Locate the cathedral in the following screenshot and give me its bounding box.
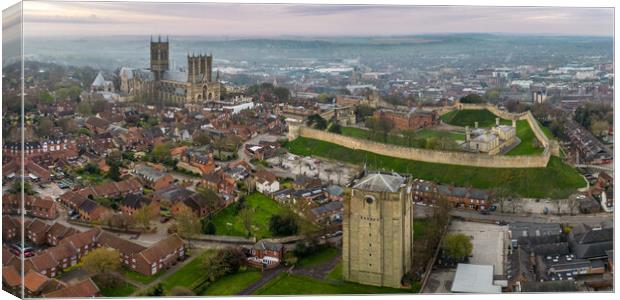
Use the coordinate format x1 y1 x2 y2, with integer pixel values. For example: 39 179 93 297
119 36 222 103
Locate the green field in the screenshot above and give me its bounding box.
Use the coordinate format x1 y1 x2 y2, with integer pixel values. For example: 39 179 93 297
325 262 343 281
98 281 137 297
160 250 215 293
441 109 507 127
341 127 464 149
412 219 430 238
210 192 315 239
254 273 410 295
506 119 545 156
200 270 262 296
123 267 165 285
297 247 339 267
286 137 585 198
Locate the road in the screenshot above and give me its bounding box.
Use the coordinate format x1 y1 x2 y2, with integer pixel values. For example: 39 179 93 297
448 208 612 226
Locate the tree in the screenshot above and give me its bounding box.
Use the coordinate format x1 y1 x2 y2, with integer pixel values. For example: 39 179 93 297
37 116 54 137
239 207 253 236
194 132 211 146
151 143 171 163
107 163 121 181
197 187 220 217
566 195 580 216
202 220 216 235
82 247 121 288
328 122 342 134
273 86 290 101
590 120 609 137
134 206 155 229
355 105 376 123
92 99 107 113
376 115 395 142
76 101 92 116
306 114 327 130
169 286 194 296
459 93 485 104
39 91 54 104
269 213 298 236
146 284 164 296
175 206 201 248
442 233 473 261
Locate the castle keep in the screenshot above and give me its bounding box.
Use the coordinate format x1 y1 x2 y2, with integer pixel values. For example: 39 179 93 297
120 36 222 103
343 172 413 288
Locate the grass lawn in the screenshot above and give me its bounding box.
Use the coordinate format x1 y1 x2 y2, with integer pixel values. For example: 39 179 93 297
325 262 342 281
286 137 585 198
412 218 430 239
440 109 505 127
200 270 262 296
254 273 410 295
123 267 165 285
97 280 137 297
340 127 463 149
506 120 545 156
210 192 315 239
297 247 339 267
160 250 215 293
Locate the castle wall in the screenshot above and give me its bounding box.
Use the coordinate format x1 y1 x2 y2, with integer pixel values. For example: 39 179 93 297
292 125 550 168
438 102 559 156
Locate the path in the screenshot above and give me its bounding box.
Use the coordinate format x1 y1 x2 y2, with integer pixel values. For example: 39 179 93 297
130 249 206 296
291 255 341 280
237 267 285 295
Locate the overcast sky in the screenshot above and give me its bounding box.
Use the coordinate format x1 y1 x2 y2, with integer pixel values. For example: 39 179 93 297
20 1 614 37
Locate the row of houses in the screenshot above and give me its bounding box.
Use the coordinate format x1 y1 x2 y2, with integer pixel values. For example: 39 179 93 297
506 221 613 292
2 194 59 220
3 217 186 278
411 179 492 210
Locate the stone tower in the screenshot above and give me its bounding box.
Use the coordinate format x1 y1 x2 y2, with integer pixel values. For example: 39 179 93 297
187 53 213 84
343 172 413 288
150 36 169 81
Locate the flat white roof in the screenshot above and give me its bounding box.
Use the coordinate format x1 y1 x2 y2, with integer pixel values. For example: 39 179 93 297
451 264 502 294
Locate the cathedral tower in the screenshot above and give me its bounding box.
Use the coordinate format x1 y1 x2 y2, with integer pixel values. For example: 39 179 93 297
343 172 413 288
150 35 169 81
187 53 213 84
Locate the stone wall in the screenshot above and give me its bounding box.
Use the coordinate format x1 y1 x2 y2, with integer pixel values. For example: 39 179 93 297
293 125 550 168
438 103 559 156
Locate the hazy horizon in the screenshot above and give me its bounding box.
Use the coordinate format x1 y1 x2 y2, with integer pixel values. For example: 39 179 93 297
18 2 614 37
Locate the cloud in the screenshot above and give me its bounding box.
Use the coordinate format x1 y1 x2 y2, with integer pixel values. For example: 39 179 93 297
21 2 614 37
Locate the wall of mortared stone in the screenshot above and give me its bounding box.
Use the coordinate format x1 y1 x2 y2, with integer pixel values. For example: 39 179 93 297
294 125 550 168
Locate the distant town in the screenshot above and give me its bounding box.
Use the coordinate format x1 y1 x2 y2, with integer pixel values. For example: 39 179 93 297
1 29 614 298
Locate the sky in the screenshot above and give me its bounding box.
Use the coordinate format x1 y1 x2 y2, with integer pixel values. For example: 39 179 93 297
16 1 616 38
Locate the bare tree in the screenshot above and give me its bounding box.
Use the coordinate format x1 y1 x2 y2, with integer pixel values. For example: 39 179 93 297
566 195 580 215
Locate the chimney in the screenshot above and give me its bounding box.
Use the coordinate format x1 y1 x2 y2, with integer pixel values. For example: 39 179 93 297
496 117 500 126
474 121 478 129
512 119 516 128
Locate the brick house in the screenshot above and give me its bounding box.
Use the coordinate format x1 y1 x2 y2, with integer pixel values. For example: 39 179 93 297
77 199 110 222
121 193 160 216
46 223 77 246
373 108 438 131
26 219 51 245
44 278 100 298
2 194 58 219
131 234 185 276
247 241 284 269
134 165 175 190
2 216 18 241
411 179 493 210
95 231 146 267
